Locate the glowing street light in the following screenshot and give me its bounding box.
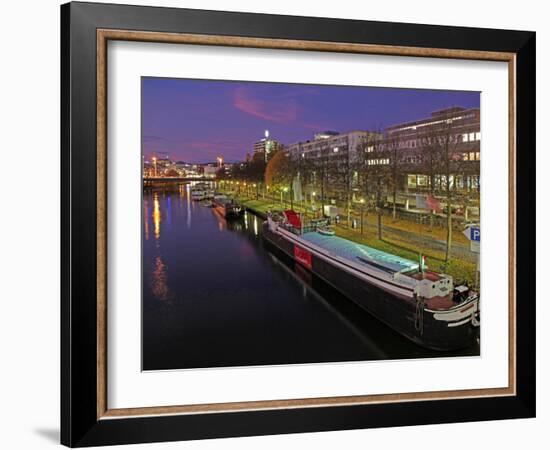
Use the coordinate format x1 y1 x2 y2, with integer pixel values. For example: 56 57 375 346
359 198 366 234
280 186 289 208
152 156 157 177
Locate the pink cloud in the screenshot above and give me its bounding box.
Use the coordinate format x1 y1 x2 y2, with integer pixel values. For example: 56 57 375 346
233 87 299 123
301 121 330 131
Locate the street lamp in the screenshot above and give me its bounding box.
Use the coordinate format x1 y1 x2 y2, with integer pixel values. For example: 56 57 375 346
311 191 317 216
359 198 365 234
281 186 289 208
152 156 157 177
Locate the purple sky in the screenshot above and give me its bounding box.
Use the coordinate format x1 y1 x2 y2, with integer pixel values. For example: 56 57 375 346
142 77 480 163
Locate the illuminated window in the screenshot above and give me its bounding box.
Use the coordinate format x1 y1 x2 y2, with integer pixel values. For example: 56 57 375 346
417 175 428 186
367 158 389 166
469 132 475 141
463 153 469 161
475 152 480 160
408 175 417 187
475 132 481 141
469 152 475 161
462 133 469 142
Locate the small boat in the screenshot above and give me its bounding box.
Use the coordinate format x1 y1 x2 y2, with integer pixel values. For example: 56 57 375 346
317 225 335 236
190 183 214 200
213 193 227 202
212 196 244 219
190 190 206 201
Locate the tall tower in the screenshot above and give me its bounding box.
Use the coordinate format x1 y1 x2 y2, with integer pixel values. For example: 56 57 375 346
253 130 281 162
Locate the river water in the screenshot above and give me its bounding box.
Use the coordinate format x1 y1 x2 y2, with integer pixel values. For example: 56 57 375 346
142 183 479 370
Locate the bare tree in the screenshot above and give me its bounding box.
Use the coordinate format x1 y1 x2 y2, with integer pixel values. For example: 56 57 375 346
334 144 355 225
421 120 463 263
386 133 403 220
308 140 331 215
357 133 390 239
418 129 442 231
454 145 480 223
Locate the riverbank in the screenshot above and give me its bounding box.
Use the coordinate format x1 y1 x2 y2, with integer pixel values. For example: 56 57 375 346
233 194 477 286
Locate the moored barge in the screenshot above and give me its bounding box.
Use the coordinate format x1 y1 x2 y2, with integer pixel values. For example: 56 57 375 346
212 194 244 219
263 210 480 351
190 182 214 201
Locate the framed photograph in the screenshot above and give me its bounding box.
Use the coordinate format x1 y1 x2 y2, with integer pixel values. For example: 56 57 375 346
61 1 536 447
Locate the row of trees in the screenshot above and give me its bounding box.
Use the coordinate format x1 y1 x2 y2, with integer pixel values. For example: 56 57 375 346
218 152 267 184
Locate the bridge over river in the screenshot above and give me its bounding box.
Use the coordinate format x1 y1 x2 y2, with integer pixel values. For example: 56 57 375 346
143 176 216 187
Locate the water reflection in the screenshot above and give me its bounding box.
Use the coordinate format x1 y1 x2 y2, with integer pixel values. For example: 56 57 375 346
268 254 387 359
185 184 191 229
166 196 172 229
151 255 172 304
153 192 161 240
143 199 149 241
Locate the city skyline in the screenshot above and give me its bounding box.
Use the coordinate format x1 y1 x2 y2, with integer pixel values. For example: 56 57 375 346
142 77 480 163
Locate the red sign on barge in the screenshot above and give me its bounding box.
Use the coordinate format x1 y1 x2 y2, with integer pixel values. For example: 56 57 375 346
294 245 312 269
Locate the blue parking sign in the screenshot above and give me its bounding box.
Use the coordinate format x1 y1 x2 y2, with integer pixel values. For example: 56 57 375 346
470 227 480 242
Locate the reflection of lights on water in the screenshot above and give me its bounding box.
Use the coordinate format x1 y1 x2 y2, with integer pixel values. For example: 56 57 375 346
151 255 172 303
253 216 258 236
177 185 185 213
143 199 149 241
153 193 161 239
244 211 248 230
186 184 191 229
166 196 172 229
